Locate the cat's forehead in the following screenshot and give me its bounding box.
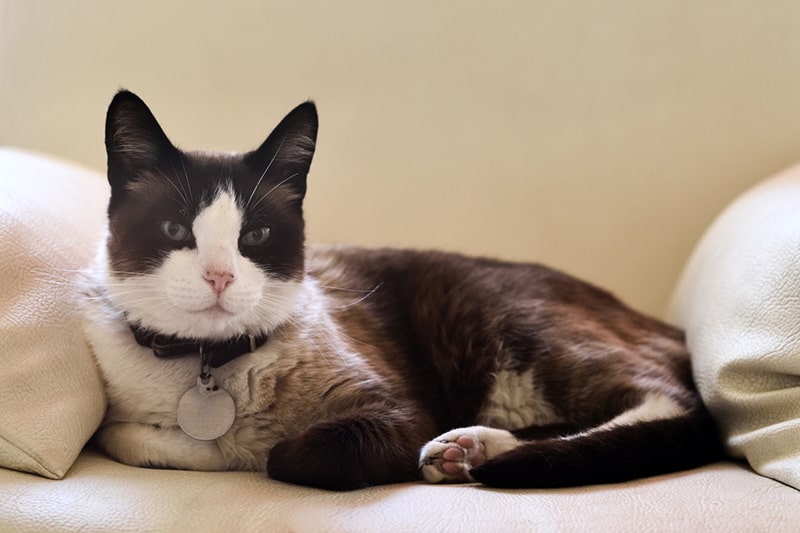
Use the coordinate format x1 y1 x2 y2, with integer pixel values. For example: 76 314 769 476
183 151 251 187
127 152 251 202
113 151 298 220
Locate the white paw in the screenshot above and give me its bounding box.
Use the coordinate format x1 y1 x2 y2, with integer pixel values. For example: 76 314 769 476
419 426 520 483
96 423 227 470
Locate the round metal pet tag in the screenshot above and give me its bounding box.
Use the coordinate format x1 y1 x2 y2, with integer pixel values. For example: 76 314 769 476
177 375 236 441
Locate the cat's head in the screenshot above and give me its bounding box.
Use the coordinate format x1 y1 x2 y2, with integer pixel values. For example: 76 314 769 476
103 90 317 340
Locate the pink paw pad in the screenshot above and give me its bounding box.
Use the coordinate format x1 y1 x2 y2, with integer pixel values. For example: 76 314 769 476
438 435 486 476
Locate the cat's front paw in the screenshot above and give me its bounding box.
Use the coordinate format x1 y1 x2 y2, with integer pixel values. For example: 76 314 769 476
419 426 520 483
267 413 422 490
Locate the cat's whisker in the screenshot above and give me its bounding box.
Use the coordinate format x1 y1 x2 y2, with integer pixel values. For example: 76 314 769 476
155 166 190 209
326 283 383 311
251 172 299 212
245 135 286 210
260 297 294 308
271 313 333 366
265 275 308 287
99 285 171 301
105 299 172 311
105 269 164 279
318 284 382 294
108 287 168 298
33 272 76 287
62 303 93 321
168 159 191 204
306 336 330 365
37 266 86 275
179 155 193 202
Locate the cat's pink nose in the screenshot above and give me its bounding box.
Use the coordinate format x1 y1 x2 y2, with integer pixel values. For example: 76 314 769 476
204 270 235 295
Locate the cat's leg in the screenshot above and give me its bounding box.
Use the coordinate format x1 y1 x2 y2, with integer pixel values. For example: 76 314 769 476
267 406 429 490
419 426 521 483
95 422 227 470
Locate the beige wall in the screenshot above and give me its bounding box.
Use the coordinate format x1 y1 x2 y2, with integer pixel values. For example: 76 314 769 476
3 0 800 317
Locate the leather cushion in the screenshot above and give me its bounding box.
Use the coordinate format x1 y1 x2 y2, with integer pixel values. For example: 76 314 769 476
0 148 107 478
670 162 800 490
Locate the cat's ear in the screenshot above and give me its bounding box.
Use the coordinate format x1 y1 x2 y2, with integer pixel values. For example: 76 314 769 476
244 101 318 202
105 90 179 187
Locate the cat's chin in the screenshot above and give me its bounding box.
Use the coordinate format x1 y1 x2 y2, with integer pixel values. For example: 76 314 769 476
184 307 253 339
164 305 261 339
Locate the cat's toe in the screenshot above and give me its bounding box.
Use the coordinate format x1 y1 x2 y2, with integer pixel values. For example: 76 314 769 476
452 435 487 466
419 431 487 483
420 441 471 483
439 444 469 475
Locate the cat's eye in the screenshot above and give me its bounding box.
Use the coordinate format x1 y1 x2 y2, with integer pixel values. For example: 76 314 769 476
160 220 191 242
241 227 271 246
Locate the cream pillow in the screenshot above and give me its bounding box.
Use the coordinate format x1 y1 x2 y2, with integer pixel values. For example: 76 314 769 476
0 148 108 479
670 163 800 490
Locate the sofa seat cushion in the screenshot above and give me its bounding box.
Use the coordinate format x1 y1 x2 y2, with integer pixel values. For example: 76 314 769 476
0 450 797 532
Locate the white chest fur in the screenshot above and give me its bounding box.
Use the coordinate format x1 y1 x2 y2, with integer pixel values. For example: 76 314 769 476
82 277 309 472
83 308 283 427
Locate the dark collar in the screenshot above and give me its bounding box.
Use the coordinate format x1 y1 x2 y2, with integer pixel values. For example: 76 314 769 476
130 325 268 368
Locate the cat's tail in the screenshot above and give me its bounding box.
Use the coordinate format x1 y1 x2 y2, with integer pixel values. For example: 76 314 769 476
468 406 724 488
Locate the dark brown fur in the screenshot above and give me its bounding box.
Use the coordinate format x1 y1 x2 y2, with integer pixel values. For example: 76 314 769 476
265 246 721 489
314 246 694 425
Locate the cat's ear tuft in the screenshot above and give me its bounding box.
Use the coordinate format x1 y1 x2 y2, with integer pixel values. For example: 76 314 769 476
105 90 178 186
244 101 319 201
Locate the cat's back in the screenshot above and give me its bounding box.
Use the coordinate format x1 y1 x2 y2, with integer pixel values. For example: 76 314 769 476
306 244 690 430
306 243 686 372
307 244 651 316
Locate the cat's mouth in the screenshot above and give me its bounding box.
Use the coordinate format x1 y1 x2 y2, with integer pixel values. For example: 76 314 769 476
191 304 235 317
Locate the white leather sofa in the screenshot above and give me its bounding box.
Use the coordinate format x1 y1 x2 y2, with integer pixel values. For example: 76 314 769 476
4 1 800 529
2 148 800 531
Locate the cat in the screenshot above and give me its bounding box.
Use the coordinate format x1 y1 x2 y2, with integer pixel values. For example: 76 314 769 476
81 89 722 491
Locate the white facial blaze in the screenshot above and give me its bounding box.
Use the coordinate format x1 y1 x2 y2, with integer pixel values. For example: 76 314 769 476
193 191 242 282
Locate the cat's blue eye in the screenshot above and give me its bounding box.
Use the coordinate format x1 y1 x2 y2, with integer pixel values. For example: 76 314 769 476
160 220 190 242
241 227 270 246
